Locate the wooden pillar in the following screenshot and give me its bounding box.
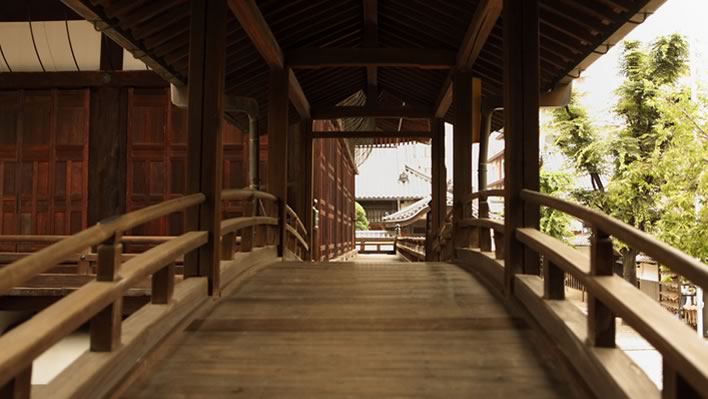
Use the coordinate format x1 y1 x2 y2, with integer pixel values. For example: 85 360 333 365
429 118 446 261
185 0 226 294
503 0 540 294
452 71 480 251
478 109 492 251
303 119 314 261
88 87 127 225
268 68 290 257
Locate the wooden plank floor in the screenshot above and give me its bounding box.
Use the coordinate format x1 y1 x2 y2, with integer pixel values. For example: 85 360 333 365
123 261 574 398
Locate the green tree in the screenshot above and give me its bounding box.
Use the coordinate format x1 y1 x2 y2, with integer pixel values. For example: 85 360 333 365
539 169 574 242
355 202 369 231
608 34 689 285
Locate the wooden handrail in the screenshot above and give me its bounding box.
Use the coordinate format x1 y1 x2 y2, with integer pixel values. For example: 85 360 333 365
220 216 278 236
221 188 277 202
0 231 207 388
521 189 708 288
459 217 504 232
285 205 307 237
0 235 176 244
515 227 708 397
461 189 505 204
285 225 309 252
0 194 205 296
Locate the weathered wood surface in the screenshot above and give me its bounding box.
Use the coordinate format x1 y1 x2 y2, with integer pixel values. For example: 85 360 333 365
123 261 573 398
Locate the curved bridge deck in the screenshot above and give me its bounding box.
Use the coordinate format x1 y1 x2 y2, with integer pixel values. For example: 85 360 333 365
123 260 572 398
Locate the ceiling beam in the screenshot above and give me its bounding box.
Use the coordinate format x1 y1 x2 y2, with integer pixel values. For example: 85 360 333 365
483 82 573 110
312 130 431 139
363 0 378 107
434 0 503 118
61 0 183 85
0 71 167 89
311 106 433 120
227 0 311 119
287 48 456 69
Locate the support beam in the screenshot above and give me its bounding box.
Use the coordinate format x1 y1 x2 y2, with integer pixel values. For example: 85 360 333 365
99 34 124 71
434 0 502 118
268 68 290 257
478 109 493 251
311 130 431 139
453 72 481 249
0 71 167 90
312 106 433 120
429 118 446 261
185 0 226 295
503 0 541 294
286 48 455 69
228 0 310 119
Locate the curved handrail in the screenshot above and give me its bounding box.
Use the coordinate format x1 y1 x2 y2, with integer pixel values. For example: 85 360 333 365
461 189 505 203
222 188 277 202
0 231 207 387
285 205 307 237
220 216 278 236
521 189 708 288
285 225 309 252
0 193 205 295
459 217 504 232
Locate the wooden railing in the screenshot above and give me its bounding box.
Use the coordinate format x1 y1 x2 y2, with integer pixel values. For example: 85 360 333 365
453 187 708 398
0 188 286 398
285 205 309 260
516 189 708 398
396 236 426 261
355 234 396 254
458 189 505 261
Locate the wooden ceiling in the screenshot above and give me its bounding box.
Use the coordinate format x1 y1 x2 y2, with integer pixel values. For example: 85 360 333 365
59 0 664 132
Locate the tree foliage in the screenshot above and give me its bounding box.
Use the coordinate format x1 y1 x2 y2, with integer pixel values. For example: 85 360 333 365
355 202 369 231
539 170 574 242
549 34 708 284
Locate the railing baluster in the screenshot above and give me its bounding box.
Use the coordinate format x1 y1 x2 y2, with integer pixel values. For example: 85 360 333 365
494 231 504 260
663 360 700 399
151 262 175 305
241 200 255 252
588 228 615 347
221 232 235 261
90 234 123 352
0 364 31 399
543 257 564 300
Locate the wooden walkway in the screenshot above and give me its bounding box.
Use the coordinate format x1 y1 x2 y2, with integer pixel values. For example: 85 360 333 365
123 261 574 398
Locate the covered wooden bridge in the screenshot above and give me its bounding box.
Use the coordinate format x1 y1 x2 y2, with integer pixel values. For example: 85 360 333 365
1 0 707 398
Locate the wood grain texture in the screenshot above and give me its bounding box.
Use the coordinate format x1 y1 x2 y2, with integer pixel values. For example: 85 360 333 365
123 260 572 398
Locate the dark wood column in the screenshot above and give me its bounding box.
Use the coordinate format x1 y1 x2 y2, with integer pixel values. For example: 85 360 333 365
268 68 290 257
185 0 226 294
302 119 314 261
503 0 540 293
429 118 446 261
478 108 493 251
88 87 127 225
452 71 480 251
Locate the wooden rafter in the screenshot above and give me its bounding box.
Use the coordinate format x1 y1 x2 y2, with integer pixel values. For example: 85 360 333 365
311 130 431 139
287 48 456 69
434 0 503 118
363 0 378 107
311 106 432 120
227 0 311 119
0 71 167 89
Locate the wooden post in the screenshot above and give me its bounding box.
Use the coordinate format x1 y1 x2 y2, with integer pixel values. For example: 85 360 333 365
588 228 615 347
303 119 314 261
151 262 175 305
663 360 700 399
429 118 446 261
543 258 565 300
452 72 479 251
240 200 254 253
478 109 492 252
268 68 290 258
221 232 236 260
503 0 540 294
185 0 226 295
88 87 127 226
90 236 122 352
0 365 31 399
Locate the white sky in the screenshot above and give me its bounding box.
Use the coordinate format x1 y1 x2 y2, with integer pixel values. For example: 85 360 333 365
576 0 708 124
